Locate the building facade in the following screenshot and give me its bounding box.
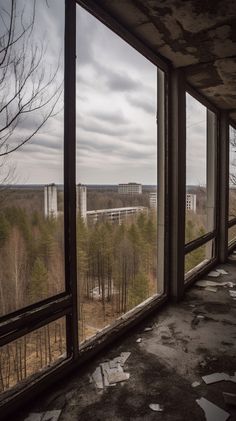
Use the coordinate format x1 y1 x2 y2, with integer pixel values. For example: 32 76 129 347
118 183 142 195
186 193 197 212
76 184 87 220
87 206 147 225
149 192 157 209
44 184 58 218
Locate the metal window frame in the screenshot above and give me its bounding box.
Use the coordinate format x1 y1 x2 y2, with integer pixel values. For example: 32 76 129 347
227 123 236 251
183 87 219 284
0 0 169 416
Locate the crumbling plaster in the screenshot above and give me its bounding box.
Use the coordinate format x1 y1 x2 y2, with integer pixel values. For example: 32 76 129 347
97 0 236 121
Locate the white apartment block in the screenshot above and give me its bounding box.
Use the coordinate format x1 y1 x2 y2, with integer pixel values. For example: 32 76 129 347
44 184 58 218
76 184 87 220
186 193 197 212
87 206 147 225
118 183 142 195
149 192 157 209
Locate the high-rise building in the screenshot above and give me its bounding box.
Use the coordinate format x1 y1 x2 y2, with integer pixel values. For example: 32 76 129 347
149 192 157 209
186 193 197 212
118 182 142 195
76 184 87 220
44 184 58 218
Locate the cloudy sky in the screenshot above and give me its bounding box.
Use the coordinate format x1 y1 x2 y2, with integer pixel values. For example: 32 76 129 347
1 0 208 186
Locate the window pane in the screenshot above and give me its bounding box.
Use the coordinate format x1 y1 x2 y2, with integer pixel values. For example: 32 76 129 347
0 0 65 317
228 225 236 245
76 6 163 343
229 126 236 220
185 240 214 278
186 94 207 243
0 318 66 393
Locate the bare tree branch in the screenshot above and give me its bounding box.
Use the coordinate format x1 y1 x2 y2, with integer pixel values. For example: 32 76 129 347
0 0 63 158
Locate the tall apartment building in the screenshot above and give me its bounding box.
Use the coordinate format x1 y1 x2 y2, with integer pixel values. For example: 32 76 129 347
186 193 197 213
149 192 157 209
118 182 142 195
76 184 87 220
44 184 58 218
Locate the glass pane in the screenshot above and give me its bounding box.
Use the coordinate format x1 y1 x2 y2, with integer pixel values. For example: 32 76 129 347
0 318 66 393
185 240 214 278
229 126 236 220
228 225 236 245
0 1 65 317
185 94 207 243
76 5 163 343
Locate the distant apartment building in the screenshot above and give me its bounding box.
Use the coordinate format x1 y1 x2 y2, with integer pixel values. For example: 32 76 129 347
76 184 87 220
186 193 197 212
149 192 157 209
118 182 142 195
44 184 58 218
87 206 147 225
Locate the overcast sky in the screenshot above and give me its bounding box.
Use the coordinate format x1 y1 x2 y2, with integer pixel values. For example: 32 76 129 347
2 0 209 186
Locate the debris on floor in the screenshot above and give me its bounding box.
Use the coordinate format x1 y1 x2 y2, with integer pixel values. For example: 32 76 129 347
196 280 220 287
24 410 62 421
202 372 236 384
196 397 230 421
216 269 229 275
92 366 104 389
149 403 164 412
207 271 220 278
202 372 229 384
205 286 218 293
196 280 235 288
136 338 142 343
143 326 153 332
222 392 236 406
92 352 131 389
229 290 236 298
192 381 201 387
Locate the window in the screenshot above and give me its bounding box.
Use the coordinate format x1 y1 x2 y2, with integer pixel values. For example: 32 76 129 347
76 5 165 343
0 0 65 317
185 93 216 278
229 126 236 221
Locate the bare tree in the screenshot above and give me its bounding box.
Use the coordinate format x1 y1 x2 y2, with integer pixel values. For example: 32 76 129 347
0 0 63 157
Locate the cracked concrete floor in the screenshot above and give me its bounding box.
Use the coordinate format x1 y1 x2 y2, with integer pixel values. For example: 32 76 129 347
16 261 236 421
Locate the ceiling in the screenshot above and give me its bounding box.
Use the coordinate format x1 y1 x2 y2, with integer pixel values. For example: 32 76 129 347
83 0 236 123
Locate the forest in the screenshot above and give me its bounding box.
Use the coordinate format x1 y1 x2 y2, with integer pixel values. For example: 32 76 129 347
0 186 217 392
0 199 158 391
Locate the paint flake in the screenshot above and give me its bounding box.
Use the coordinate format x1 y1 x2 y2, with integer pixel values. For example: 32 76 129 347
202 372 230 384
196 397 230 421
149 403 164 412
207 271 220 278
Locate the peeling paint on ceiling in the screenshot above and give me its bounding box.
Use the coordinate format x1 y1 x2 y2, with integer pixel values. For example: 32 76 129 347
95 0 236 121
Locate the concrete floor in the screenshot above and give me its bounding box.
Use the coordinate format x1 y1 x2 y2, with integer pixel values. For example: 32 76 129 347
17 261 236 421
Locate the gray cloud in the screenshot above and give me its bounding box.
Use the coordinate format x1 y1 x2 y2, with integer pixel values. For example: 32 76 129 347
126 95 156 115
90 110 129 125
